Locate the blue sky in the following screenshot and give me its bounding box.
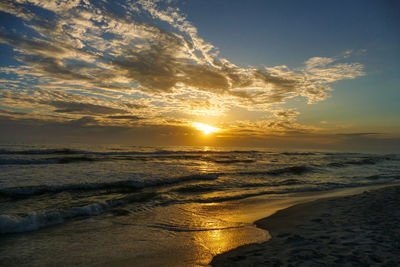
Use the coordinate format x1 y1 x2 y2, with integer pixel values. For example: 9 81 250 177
181 0 399 64
0 0 399 151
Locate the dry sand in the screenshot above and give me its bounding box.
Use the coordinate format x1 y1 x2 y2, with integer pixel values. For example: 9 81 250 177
211 185 400 266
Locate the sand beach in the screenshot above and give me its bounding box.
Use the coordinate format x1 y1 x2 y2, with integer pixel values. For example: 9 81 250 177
211 185 400 266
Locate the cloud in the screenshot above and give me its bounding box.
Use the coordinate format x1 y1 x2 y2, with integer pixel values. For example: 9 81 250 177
336 132 383 137
273 109 300 120
0 108 27 116
49 101 127 115
15 0 82 12
0 88 148 120
107 115 143 120
225 117 317 137
0 0 366 136
67 116 99 127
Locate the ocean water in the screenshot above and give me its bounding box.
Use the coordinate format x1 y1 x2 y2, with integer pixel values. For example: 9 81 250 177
0 144 399 266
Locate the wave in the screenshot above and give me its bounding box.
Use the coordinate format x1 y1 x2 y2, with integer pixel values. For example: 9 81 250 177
327 156 393 168
247 178 304 187
192 180 396 204
0 148 261 156
0 148 84 155
174 179 305 194
344 158 380 165
0 173 220 197
240 165 314 176
0 203 106 234
190 187 326 203
0 156 96 165
281 152 317 156
0 148 262 165
212 159 256 164
56 156 96 164
268 165 314 175
0 155 257 165
172 183 223 194
172 173 399 197
238 179 304 188
357 174 400 181
1 148 396 167
0 192 158 234
0 159 59 165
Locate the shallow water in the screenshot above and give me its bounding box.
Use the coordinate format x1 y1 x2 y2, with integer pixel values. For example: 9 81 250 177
0 144 399 266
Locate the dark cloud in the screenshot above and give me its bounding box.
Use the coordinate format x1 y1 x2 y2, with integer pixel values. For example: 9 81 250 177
107 115 143 120
0 108 27 116
181 65 229 92
0 89 145 119
19 55 92 81
112 35 232 94
124 103 147 109
67 116 99 127
254 70 298 91
113 42 181 93
336 132 383 137
0 30 64 56
48 100 128 115
0 115 194 145
273 109 299 120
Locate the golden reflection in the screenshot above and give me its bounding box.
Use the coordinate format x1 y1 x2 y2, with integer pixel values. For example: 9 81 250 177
182 203 269 265
201 146 211 152
196 159 216 173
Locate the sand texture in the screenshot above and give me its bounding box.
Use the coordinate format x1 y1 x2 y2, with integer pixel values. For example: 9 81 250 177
211 186 400 266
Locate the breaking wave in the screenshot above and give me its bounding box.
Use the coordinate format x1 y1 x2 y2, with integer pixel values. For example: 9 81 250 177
0 173 220 197
240 165 315 176
0 192 157 234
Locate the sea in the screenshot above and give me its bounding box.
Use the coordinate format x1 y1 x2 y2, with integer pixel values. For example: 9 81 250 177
0 144 399 266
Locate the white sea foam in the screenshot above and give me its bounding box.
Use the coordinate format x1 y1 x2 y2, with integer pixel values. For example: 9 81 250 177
0 202 110 234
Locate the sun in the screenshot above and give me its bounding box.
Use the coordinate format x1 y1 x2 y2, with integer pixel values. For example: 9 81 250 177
192 122 218 135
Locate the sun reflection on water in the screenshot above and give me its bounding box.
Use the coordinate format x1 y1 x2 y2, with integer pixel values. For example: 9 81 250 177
180 203 269 265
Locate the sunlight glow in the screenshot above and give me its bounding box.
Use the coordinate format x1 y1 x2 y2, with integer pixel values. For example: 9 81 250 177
192 122 219 135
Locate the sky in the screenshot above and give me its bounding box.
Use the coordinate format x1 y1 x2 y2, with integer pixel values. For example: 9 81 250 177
0 0 399 151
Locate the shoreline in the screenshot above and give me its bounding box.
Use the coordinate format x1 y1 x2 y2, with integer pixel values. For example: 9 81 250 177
211 184 400 266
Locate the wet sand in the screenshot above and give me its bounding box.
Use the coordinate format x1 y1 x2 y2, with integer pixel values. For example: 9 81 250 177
211 185 400 266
